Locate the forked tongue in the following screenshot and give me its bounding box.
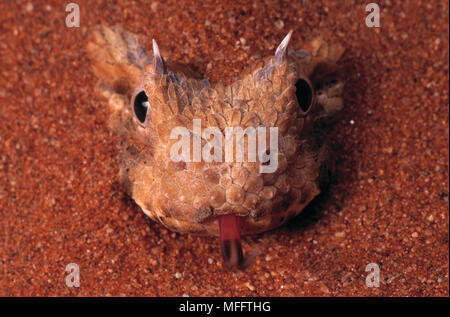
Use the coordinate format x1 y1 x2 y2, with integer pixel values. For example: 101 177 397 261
219 214 259 270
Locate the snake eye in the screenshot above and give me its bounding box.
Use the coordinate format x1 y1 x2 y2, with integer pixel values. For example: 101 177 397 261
295 78 313 113
133 90 149 124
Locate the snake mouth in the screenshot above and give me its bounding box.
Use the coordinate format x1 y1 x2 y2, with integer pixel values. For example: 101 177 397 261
218 214 259 270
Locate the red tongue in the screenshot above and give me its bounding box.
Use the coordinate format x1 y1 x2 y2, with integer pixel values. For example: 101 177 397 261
219 214 257 270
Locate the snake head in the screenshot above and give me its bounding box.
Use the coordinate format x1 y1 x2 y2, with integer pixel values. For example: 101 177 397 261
87 26 345 269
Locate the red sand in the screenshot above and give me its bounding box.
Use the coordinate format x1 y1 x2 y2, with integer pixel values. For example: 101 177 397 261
0 0 448 296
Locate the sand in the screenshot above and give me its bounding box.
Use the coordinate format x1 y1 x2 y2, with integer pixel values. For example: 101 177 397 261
0 0 448 296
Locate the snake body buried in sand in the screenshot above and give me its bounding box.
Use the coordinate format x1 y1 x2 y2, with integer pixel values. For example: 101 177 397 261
87 25 345 269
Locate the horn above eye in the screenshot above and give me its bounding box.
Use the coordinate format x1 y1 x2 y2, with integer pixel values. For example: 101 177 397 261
133 90 149 124
295 78 313 113
274 30 293 65
152 39 166 74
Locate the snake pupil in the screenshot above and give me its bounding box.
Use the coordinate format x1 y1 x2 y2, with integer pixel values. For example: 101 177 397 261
295 78 313 113
133 90 149 124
